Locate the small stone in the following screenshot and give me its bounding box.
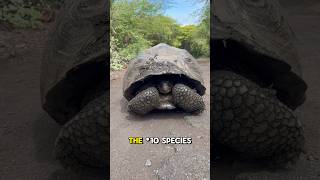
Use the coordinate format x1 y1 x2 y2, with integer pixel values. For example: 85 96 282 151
174 146 183 152
153 169 159 175
145 159 152 167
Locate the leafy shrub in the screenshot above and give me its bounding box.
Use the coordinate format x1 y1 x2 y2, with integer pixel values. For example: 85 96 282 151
0 0 42 28
111 33 151 70
0 0 63 28
111 0 210 71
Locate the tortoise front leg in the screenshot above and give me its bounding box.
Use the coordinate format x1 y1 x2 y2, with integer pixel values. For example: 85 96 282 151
128 87 160 115
212 70 305 166
55 92 108 171
172 84 205 113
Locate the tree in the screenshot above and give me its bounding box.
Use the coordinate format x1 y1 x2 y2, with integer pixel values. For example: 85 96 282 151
110 0 210 70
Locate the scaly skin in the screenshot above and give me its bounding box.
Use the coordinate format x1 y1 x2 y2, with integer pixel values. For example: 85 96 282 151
172 83 205 113
212 70 305 166
54 92 108 171
128 87 160 115
128 83 205 114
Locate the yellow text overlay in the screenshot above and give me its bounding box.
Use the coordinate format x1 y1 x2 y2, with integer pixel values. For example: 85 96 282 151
128 137 143 144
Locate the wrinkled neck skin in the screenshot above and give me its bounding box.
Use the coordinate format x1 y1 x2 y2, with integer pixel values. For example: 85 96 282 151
157 81 175 110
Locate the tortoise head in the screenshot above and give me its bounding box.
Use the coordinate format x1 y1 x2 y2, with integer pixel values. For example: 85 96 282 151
157 80 175 110
157 81 173 94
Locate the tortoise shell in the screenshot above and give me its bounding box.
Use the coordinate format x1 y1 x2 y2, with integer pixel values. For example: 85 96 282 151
123 43 206 100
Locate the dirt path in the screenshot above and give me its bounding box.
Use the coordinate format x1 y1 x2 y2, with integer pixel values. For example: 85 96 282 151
0 28 59 180
110 59 210 179
0 28 105 180
214 1 320 180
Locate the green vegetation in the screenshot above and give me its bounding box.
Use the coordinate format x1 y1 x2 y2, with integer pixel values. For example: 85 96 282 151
111 0 210 70
1 0 209 70
0 0 61 28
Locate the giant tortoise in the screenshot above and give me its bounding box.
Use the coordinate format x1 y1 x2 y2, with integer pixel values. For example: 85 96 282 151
122 43 206 115
41 0 108 170
212 0 308 165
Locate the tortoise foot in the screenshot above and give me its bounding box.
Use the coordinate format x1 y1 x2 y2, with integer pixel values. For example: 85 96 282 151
128 87 160 115
172 83 205 113
212 70 305 166
54 93 108 171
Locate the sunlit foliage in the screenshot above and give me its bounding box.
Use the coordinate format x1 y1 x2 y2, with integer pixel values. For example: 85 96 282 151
111 0 209 70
